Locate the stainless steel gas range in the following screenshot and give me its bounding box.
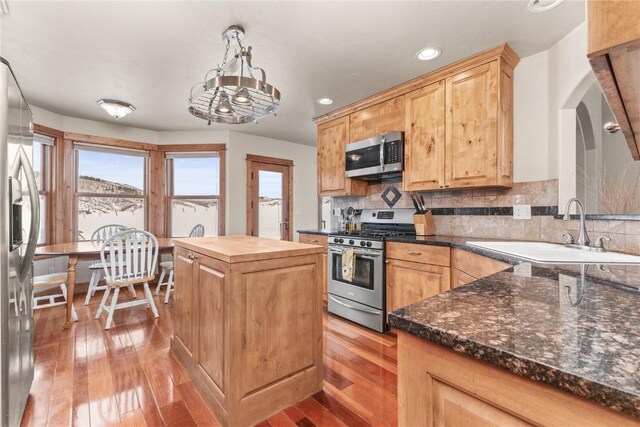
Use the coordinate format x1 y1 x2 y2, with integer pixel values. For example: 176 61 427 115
327 208 415 333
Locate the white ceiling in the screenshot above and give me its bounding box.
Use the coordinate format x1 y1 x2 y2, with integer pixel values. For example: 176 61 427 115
1 1 585 146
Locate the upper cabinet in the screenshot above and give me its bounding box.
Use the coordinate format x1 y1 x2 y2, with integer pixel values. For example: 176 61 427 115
587 0 640 160
349 96 405 142
404 81 446 191
317 117 367 196
315 43 519 195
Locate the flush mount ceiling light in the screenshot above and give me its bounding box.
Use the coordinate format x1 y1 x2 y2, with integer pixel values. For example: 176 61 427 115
188 25 281 125
527 0 566 12
416 47 441 61
317 98 334 105
96 99 136 119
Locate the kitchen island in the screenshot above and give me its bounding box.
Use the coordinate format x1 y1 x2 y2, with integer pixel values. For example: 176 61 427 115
170 236 324 427
389 253 640 426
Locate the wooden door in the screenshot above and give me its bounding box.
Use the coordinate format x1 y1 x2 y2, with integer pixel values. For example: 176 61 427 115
386 259 450 315
349 96 405 142
246 155 293 240
174 247 196 356
445 62 499 188
196 255 228 399
403 81 446 191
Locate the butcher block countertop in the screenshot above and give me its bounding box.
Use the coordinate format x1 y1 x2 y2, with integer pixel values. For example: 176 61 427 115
172 235 324 264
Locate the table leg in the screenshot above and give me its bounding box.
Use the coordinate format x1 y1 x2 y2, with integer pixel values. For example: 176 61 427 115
64 255 78 329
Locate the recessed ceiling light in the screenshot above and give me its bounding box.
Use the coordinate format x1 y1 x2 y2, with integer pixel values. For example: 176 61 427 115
527 0 566 13
317 98 334 105
97 99 136 119
416 47 441 61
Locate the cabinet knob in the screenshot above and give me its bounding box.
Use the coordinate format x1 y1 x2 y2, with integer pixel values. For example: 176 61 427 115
603 122 621 134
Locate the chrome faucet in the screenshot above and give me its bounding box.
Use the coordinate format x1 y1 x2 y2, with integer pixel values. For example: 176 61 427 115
563 198 590 247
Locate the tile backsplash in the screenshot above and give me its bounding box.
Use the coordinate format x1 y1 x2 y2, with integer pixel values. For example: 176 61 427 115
331 179 640 255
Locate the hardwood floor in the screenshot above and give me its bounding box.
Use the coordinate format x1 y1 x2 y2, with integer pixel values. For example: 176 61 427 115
22 290 398 427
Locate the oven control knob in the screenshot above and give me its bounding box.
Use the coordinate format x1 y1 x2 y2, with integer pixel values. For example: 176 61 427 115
338 238 344 244
333 238 339 243
360 241 366 247
366 241 372 247
349 240 355 245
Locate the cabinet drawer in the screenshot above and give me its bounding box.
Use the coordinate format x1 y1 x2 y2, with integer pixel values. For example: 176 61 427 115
299 233 328 249
452 248 510 279
386 242 450 267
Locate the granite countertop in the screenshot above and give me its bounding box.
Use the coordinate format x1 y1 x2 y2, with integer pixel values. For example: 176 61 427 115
387 235 640 419
297 229 333 236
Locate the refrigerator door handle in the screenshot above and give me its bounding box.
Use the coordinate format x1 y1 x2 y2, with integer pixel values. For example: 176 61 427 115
10 145 40 282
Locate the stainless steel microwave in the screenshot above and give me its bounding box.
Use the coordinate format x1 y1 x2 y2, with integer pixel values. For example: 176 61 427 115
345 131 403 179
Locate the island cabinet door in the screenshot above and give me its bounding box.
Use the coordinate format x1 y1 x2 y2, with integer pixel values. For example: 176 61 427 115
174 247 197 358
194 255 229 404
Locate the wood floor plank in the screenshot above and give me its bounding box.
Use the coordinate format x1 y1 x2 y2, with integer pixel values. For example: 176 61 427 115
266 410 298 427
72 322 92 427
176 381 220 427
312 391 371 427
159 400 197 427
295 396 348 427
322 365 353 391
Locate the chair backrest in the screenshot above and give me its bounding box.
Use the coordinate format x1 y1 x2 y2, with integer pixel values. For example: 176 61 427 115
91 224 128 243
100 230 159 285
189 224 205 238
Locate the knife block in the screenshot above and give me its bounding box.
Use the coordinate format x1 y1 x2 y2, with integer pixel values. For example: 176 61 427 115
413 211 436 236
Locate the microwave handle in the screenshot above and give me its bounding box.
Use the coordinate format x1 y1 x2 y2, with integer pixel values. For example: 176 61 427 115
10 145 40 282
379 136 386 172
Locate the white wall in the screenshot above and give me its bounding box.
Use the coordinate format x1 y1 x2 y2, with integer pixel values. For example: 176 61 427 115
226 132 318 237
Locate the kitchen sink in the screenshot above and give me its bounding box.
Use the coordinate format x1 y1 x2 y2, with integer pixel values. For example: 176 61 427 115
466 241 640 265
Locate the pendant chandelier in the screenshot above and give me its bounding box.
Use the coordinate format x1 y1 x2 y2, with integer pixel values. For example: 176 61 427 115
188 25 281 125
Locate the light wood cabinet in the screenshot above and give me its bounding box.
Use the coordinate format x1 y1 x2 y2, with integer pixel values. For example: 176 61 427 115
587 0 640 160
451 267 476 289
298 232 328 301
171 237 324 427
315 45 518 194
398 331 639 427
403 81 446 191
317 117 367 196
451 248 510 287
349 96 405 142
174 246 196 357
386 242 450 316
386 259 450 315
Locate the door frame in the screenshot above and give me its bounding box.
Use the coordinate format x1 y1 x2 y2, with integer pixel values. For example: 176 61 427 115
246 154 294 240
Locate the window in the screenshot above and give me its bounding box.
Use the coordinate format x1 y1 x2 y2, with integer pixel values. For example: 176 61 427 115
166 152 222 237
75 144 148 240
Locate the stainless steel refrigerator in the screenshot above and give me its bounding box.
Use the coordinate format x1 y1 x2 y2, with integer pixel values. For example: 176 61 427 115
0 57 39 427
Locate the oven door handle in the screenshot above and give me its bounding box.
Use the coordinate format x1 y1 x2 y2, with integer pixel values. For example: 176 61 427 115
329 295 381 315
328 248 382 258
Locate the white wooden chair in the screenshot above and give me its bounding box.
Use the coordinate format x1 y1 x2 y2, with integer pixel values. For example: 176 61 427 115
33 272 78 322
85 224 136 305
95 230 159 329
156 224 205 304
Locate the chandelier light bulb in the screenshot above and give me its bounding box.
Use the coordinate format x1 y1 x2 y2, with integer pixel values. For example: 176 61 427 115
214 92 234 116
231 87 253 106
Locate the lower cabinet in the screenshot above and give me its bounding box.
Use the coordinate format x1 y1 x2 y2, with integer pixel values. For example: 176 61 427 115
174 247 196 356
171 244 323 427
386 259 450 314
398 331 637 426
451 248 510 288
451 267 476 289
385 243 451 317
298 233 328 301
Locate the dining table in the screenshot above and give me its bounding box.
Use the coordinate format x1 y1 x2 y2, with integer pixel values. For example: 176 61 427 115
34 238 175 328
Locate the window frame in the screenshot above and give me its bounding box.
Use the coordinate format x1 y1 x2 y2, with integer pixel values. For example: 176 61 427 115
73 143 150 240
32 128 58 246
165 151 225 237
